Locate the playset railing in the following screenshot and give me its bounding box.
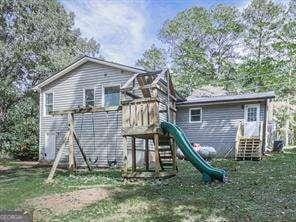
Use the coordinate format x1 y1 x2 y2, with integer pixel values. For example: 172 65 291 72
121 97 160 135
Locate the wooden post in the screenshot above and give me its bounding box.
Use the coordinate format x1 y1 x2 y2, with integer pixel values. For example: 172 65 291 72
171 138 177 171
166 71 171 122
154 134 160 175
131 137 136 172
68 113 75 172
145 139 149 171
123 136 128 174
73 131 91 171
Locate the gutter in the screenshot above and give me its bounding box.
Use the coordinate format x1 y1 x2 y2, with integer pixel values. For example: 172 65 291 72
177 95 275 107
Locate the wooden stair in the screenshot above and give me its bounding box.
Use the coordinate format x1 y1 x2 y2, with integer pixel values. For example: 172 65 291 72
236 138 262 160
158 139 177 171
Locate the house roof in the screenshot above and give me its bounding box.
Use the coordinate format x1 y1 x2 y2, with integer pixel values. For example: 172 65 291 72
32 56 146 90
177 91 275 106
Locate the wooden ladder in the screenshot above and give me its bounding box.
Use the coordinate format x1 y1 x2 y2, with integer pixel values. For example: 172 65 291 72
158 137 177 171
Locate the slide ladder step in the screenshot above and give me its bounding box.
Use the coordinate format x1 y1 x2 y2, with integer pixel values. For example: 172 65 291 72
161 162 174 167
160 155 173 159
158 147 171 152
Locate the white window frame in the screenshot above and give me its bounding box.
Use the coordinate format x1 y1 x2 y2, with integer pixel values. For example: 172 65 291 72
244 104 260 122
102 84 121 107
83 88 95 107
43 92 54 117
189 108 202 123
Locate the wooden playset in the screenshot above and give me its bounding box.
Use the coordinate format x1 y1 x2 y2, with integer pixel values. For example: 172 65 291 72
45 69 178 181
120 69 178 179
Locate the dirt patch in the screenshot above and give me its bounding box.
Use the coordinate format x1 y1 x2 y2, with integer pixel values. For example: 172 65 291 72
27 187 118 215
0 161 39 173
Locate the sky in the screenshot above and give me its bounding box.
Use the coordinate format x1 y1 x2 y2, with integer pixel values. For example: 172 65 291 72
60 0 250 66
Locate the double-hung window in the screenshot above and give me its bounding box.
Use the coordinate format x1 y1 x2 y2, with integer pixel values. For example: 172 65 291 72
84 88 95 107
44 92 53 116
104 86 120 107
189 108 202 123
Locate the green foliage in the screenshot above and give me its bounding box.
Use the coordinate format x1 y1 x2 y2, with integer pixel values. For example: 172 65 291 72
0 0 100 159
138 0 296 142
136 44 166 71
139 0 295 99
242 0 284 60
1 97 39 160
158 5 243 96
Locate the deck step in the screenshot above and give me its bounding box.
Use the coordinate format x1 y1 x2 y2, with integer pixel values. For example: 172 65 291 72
236 137 262 161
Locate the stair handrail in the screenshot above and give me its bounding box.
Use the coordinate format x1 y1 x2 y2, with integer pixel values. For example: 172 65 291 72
235 121 242 160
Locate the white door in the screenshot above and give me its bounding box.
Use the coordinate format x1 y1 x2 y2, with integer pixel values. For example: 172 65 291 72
244 104 260 137
44 132 56 160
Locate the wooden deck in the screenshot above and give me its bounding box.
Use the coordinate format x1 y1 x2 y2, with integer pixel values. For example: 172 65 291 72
235 122 263 160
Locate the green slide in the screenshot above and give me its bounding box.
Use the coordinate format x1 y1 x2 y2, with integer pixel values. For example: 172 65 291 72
160 121 227 183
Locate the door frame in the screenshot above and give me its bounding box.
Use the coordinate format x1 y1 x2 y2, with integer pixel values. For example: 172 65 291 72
244 104 260 123
44 132 56 160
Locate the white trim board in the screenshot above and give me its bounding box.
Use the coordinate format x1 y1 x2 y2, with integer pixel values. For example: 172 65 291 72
43 91 54 117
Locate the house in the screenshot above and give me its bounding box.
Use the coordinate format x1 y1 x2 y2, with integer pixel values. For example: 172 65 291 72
33 56 275 167
176 90 275 158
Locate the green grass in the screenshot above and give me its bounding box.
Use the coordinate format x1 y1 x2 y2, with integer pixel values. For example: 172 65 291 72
1 149 295 221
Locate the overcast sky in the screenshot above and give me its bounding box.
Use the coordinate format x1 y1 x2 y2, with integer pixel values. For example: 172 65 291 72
60 0 252 66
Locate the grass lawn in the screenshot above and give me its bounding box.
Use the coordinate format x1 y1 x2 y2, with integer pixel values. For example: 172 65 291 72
0 149 295 222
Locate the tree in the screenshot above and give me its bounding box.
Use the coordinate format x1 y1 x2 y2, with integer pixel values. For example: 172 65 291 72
158 5 242 95
272 0 296 97
0 0 100 159
136 44 166 71
0 0 100 90
242 0 283 62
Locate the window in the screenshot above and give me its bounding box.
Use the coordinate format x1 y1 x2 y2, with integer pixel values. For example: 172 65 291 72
44 92 53 116
189 108 202 123
84 88 95 107
247 107 258 122
244 104 260 122
104 86 120 107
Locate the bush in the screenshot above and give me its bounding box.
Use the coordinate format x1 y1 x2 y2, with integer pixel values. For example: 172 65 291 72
0 96 39 160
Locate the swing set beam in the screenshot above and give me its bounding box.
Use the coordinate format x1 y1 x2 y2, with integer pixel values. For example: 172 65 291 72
45 106 121 182
49 106 121 116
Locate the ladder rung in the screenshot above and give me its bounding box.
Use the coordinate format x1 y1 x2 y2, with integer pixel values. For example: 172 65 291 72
159 142 170 146
159 148 171 152
161 162 173 166
160 155 172 159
